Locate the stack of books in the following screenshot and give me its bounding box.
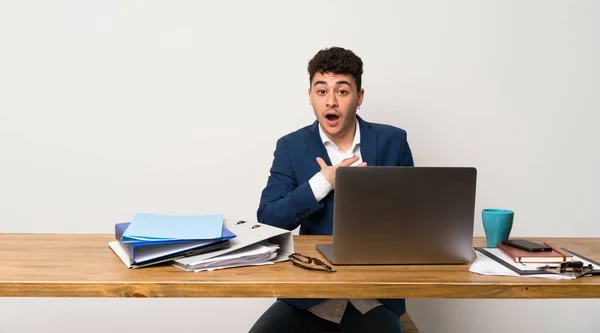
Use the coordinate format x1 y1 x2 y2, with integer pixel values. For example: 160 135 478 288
108 213 236 268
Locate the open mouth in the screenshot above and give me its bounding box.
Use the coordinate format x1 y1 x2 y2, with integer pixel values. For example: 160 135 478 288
324 113 340 126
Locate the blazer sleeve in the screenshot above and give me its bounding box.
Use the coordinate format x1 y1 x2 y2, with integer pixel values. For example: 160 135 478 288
399 130 415 166
257 138 323 231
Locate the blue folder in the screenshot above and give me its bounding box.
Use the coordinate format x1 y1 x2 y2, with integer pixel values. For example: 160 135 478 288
121 213 225 243
114 222 236 265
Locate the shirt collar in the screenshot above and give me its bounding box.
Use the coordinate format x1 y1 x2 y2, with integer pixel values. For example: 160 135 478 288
318 117 360 150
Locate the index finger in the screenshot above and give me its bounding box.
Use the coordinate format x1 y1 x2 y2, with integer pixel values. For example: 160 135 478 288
339 155 360 166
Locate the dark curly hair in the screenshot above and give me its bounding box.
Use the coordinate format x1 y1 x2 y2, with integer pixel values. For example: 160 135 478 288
307 46 363 92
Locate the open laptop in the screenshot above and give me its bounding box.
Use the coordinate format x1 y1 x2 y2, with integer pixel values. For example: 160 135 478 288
316 166 477 265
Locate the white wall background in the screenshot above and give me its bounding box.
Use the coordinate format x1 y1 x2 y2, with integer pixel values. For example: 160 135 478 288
1 0 599 332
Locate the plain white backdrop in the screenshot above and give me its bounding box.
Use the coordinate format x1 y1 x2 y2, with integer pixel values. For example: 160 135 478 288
1 1 599 332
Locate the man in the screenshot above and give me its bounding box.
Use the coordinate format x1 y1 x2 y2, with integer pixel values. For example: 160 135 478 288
249 46 414 333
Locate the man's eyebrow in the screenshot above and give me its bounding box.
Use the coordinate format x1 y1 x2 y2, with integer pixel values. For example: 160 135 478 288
313 80 352 87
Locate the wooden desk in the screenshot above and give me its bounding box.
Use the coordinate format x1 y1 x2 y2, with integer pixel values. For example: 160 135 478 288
1 234 599 298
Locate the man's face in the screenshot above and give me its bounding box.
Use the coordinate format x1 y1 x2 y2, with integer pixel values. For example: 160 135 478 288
309 72 364 140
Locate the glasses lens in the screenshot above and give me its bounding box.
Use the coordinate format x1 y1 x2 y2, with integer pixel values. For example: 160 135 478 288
290 253 310 263
288 253 335 272
313 258 325 265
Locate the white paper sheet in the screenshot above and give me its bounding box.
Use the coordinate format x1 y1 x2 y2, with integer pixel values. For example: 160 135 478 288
470 250 574 280
172 242 280 272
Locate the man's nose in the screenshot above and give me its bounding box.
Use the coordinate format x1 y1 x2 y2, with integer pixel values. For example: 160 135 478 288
326 95 338 108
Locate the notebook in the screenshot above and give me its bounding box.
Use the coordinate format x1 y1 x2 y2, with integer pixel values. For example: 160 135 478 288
497 242 573 263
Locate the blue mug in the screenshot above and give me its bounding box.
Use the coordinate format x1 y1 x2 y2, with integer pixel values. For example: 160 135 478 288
482 209 514 248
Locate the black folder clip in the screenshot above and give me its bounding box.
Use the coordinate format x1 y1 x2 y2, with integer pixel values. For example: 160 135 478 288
538 261 599 277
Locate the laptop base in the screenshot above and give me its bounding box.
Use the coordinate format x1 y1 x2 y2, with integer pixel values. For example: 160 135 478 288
316 243 335 264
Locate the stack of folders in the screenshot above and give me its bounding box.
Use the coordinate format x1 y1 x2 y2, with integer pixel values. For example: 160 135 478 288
108 214 295 271
108 213 236 268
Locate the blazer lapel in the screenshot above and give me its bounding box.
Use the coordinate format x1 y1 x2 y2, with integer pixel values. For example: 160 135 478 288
358 116 378 166
305 121 332 166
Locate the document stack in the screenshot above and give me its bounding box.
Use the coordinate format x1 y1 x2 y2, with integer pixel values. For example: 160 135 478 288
173 241 280 272
471 242 600 279
108 213 295 271
171 219 295 272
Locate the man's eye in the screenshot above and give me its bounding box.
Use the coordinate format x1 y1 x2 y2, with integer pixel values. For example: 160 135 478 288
317 90 326 95
338 90 348 95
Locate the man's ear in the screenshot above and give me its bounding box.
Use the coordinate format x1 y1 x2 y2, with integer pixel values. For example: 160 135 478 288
358 88 365 105
308 88 312 105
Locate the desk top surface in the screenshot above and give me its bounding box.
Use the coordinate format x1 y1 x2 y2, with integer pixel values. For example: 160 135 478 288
1 234 599 298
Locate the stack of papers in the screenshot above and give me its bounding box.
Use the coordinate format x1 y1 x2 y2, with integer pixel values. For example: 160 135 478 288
171 219 295 272
471 247 600 280
173 241 280 272
470 250 573 280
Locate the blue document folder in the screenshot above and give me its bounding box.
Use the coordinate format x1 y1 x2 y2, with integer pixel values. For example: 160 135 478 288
121 213 224 243
115 222 236 265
